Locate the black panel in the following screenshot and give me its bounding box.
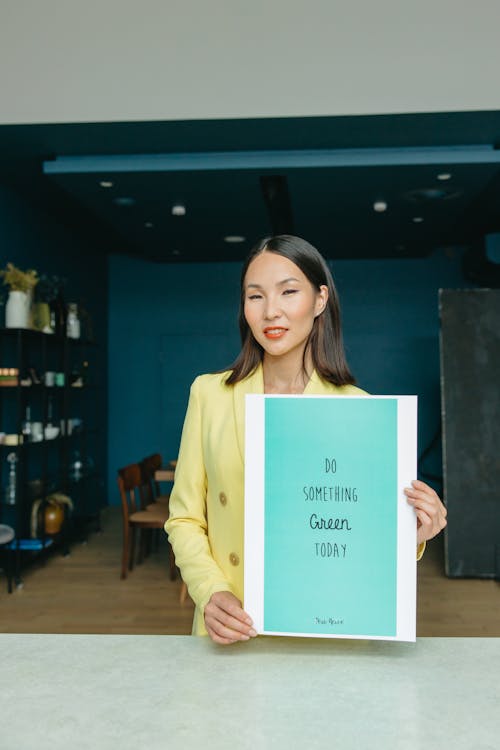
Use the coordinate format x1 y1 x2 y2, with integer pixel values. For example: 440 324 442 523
260 175 294 235
440 289 500 577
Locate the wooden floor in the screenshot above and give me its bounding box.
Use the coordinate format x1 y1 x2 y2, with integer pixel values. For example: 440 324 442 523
1 507 499 636
417 534 500 636
0 507 194 635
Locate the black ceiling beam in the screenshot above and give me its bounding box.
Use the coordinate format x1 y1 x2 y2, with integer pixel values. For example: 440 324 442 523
260 175 294 236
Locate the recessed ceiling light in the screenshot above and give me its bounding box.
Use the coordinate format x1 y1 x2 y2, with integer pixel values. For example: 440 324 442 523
224 235 246 243
413 216 424 223
144 222 154 229
437 173 452 181
113 197 136 207
99 180 114 188
373 201 388 213
404 187 461 202
172 204 186 216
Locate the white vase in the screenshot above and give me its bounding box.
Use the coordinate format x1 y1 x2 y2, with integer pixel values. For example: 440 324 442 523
5 290 30 328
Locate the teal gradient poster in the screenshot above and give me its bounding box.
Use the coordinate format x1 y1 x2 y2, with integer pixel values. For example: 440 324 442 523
244 395 417 641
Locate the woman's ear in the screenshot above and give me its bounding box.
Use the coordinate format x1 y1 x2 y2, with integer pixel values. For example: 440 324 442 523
315 285 329 316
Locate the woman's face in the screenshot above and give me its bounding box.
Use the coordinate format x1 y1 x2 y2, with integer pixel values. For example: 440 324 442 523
243 251 328 362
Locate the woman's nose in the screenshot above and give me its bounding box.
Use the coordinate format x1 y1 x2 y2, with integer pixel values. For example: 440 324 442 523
264 296 281 319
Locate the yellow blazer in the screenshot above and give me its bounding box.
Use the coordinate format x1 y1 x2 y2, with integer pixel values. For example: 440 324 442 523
165 364 367 635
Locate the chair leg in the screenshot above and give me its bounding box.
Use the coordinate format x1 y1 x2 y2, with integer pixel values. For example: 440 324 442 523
138 528 146 565
168 543 177 581
0 548 11 593
180 581 188 604
143 529 152 559
129 527 136 572
14 545 21 589
7 547 13 593
121 523 129 579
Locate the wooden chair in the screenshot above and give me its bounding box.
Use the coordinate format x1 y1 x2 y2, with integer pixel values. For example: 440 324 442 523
138 455 176 580
117 463 170 580
141 453 171 507
137 453 188 604
156 460 188 604
140 455 188 603
0 524 15 593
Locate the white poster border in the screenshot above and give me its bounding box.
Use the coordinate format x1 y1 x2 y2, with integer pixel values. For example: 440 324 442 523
244 394 417 642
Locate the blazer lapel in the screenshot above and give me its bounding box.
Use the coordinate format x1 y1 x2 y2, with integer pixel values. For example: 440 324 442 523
232 364 264 464
304 370 336 395
232 366 336 465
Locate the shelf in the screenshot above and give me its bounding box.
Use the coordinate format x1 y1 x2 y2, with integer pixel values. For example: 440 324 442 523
5 537 54 551
0 328 51 340
0 467 102 498
0 328 96 346
0 383 98 393
0 427 100 447
67 471 101 486
67 337 97 347
0 322 103 589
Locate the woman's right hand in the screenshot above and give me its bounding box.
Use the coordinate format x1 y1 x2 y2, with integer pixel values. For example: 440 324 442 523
204 591 257 645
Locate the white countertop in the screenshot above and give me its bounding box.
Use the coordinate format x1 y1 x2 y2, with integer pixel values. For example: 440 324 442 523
2 635 499 750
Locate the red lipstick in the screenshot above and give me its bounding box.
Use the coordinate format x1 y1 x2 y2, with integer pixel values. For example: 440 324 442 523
263 327 288 339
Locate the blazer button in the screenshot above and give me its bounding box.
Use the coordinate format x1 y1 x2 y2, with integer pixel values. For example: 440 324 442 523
219 492 227 506
229 552 240 566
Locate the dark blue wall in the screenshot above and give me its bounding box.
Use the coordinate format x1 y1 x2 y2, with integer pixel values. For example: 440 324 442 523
0 185 108 337
108 255 241 506
0 178 475 511
108 247 471 504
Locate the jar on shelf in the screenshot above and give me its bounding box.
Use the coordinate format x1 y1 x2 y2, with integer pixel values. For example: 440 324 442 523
44 502 64 535
4 452 18 505
69 450 94 482
66 303 81 339
5 290 30 329
69 450 84 481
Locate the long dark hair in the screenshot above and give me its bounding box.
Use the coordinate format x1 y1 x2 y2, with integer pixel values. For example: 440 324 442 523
225 235 355 386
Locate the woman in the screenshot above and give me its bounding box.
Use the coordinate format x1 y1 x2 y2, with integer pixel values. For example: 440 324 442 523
165 235 447 644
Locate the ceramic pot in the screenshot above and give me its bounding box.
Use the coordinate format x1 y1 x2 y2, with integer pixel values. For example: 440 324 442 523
44 503 64 535
5 290 30 328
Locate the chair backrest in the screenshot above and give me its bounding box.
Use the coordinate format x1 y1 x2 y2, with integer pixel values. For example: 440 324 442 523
117 463 143 519
141 453 167 499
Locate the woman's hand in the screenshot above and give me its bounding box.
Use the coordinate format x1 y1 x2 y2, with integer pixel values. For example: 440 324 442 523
404 479 447 544
204 591 257 645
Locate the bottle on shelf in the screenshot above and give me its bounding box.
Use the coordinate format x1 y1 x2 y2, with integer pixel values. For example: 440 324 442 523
5 452 18 505
66 304 80 339
69 450 83 481
22 406 32 441
47 394 54 427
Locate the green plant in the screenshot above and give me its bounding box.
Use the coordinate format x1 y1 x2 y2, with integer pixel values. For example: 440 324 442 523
0 262 38 293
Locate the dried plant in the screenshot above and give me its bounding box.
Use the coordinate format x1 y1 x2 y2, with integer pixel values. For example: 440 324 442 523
0 262 39 293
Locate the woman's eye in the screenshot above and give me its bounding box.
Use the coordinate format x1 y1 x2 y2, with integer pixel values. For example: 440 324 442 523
283 289 298 296
248 294 262 300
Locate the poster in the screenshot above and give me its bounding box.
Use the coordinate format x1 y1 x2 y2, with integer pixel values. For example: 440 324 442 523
244 395 417 641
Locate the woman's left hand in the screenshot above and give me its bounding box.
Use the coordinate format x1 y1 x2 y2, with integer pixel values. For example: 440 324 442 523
404 479 447 544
